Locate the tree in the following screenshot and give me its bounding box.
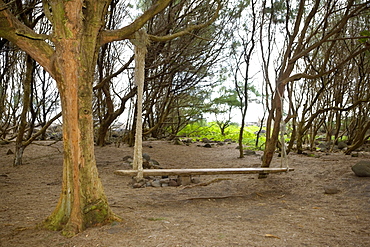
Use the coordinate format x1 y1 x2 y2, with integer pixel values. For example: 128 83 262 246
260 0 370 169
211 86 240 135
228 0 259 158
0 0 220 236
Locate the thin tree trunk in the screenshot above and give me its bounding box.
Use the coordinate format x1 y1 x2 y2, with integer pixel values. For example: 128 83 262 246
14 55 34 166
262 82 285 168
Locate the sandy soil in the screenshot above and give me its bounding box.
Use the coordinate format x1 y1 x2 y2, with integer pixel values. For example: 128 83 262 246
0 140 369 247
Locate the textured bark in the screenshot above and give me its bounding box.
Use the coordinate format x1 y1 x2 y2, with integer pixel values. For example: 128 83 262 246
40 1 118 236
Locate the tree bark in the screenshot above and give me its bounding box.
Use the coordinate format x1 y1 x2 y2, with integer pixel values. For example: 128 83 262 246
14 55 34 166
262 82 285 168
40 2 118 236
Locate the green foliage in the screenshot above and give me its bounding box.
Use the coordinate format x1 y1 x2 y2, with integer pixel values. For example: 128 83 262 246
178 121 266 149
359 30 370 43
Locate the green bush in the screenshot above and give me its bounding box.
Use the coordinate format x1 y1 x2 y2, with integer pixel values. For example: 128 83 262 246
178 121 266 149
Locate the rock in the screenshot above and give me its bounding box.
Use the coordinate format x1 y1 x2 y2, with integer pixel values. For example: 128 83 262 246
133 183 144 188
202 138 210 143
151 180 161 187
178 175 191 186
224 139 232 142
173 139 183 145
244 149 256 156
191 177 201 184
324 186 339 194
122 155 133 162
6 149 13 155
150 159 160 167
337 141 348 150
203 143 212 148
142 153 151 161
168 179 178 187
352 161 370 177
318 142 328 152
160 178 170 184
185 138 192 144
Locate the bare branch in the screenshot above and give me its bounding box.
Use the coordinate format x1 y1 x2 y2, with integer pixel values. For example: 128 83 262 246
100 0 172 45
0 1 55 76
148 1 221 42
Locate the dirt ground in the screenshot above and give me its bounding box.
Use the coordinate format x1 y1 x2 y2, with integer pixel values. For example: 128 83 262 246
0 140 369 247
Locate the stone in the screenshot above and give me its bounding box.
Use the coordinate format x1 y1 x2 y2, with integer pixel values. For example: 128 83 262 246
352 161 370 177
168 179 179 187
151 180 161 187
203 143 212 148
142 153 151 161
160 178 170 184
337 141 348 150
202 138 210 143
6 149 13 155
173 139 182 145
191 177 201 184
122 155 133 162
185 138 192 144
318 142 328 152
244 149 256 156
324 186 339 194
178 175 191 186
151 159 160 167
133 182 145 188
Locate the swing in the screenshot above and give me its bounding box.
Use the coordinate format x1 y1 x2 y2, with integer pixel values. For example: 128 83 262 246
115 30 293 181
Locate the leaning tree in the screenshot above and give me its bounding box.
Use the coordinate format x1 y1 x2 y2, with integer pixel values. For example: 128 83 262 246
0 0 220 236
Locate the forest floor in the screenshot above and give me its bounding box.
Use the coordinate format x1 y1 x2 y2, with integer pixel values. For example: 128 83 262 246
0 140 370 247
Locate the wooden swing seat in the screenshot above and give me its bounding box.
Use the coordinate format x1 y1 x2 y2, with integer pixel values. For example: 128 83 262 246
114 167 294 177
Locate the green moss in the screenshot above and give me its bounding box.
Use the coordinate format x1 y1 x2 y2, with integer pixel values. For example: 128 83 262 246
83 199 116 229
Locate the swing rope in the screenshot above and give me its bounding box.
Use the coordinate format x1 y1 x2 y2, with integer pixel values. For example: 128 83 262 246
131 29 150 181
277 88 289 170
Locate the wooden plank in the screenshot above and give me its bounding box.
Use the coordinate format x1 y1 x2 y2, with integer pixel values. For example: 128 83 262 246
114 167 294 177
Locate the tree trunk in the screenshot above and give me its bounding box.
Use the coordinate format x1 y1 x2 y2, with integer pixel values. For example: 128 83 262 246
43 40 117 236
262 82 285 168
41 2 117 236
345 121 370 155
14 55 34 166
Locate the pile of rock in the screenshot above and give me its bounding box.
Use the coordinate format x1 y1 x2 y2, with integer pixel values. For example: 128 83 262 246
131 175 201 188
123 153 201 188
122 153 161 169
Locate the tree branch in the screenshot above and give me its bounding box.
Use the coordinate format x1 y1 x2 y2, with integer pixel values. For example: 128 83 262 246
148 1 221 42
100 0 173 45
282 45 370 84
0 1 55 76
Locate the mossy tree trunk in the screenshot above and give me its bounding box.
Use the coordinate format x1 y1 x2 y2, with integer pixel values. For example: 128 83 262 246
40 1 117 236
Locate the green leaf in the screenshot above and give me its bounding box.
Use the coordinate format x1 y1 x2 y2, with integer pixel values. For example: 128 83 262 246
359 30 370 43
